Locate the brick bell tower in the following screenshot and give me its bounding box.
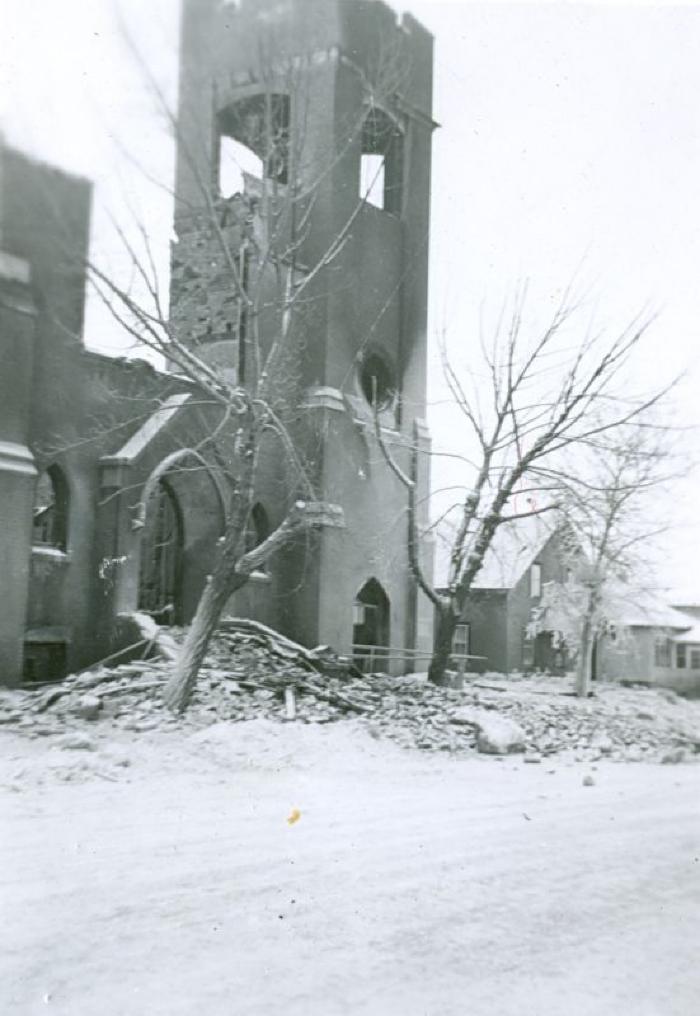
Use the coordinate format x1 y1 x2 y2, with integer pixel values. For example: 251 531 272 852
171 0 435 666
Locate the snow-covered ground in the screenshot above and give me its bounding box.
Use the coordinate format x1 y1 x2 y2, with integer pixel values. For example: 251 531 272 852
1 719 699 1015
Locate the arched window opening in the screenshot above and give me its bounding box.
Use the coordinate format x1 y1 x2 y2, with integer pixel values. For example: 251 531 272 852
352 578 391 673
138 479 184 625
32 466 69 551
217 93 290 193
359 108 403 214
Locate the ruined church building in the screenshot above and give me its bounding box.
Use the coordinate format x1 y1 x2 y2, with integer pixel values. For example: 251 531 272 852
0 0 436 685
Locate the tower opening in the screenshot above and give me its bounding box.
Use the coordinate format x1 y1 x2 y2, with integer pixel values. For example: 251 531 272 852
360 153 386 210
217 93 290 192
359 108 403 214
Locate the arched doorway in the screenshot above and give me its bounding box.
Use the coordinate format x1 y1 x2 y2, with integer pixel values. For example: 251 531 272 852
352 578 390 673
138 479 184 625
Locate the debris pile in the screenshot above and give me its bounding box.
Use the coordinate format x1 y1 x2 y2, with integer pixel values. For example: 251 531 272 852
2 620 700 763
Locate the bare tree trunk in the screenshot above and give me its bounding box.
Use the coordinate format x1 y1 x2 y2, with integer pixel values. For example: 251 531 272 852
162 500 327 713
429 607 457 686
576 614 594 698
163 568 247 713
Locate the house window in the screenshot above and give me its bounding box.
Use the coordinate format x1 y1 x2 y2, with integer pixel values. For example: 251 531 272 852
676 644 687 669
608 624 617 643
654 636 671 667
33 466 69 551
690 648 700 669
452 623 470 659
530 563 542 599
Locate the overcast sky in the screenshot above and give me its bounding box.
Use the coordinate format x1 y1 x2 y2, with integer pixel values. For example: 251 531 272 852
2 0 699 598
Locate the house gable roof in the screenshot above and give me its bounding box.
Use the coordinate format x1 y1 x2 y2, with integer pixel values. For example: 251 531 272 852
470 515 557 590
607 585 693 631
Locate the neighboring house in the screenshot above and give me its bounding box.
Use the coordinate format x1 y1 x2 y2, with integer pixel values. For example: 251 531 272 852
598 595 700 695
436 509 700 690
444 517 573 674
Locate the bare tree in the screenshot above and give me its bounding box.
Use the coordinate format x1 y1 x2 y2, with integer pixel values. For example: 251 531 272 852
79 23 407 711
376 287 677 686
527 422 677 696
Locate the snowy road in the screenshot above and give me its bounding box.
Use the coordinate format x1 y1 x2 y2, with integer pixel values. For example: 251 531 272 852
1 721 699 1015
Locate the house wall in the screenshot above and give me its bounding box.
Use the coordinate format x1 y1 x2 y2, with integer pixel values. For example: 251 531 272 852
505 530 571 672
597 627 654 684
598 628 700 696
457 529 570 675
458 590 508 672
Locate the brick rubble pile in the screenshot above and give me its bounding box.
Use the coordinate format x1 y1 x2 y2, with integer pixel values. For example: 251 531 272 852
2 623 700 764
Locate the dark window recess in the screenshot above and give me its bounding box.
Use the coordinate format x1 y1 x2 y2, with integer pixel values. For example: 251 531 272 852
217 92 290 192
691 648 700 669
138 480 184 625
359 108 403 214
676 644 687 669
33 466 69 550
23 642 67 684
359 351 395 409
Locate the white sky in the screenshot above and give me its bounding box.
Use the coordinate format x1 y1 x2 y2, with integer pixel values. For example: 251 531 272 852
1 0 699 599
